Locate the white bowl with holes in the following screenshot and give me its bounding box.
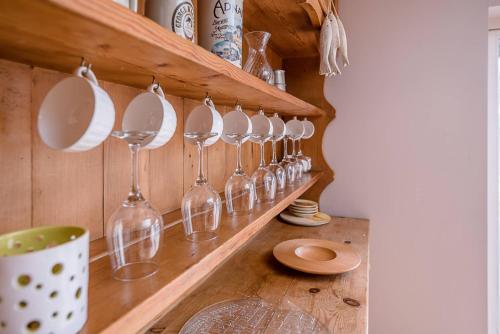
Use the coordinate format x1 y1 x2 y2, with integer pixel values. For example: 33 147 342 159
0 226 89 334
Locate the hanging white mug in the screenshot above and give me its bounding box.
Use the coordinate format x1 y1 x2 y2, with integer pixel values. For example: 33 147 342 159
38 65 115 152
184 97 223 146
301 118 315 139
122 83 177 149
250 110 273 143
269 113 286 141
222 104 252 144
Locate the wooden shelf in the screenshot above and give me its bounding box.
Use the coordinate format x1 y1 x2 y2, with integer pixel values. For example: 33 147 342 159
0 0 324 116
245 0 328 58
152 216 369 334
82 172 323 334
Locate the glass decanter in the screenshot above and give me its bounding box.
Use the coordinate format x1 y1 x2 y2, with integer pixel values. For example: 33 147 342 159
279 137 296 186
182 132 222 242
243 31 275 84
106 130 164 281
251 134 277 203
225 133 256 215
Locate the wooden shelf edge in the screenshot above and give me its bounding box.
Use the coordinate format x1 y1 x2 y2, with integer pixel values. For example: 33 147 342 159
0 0 325 117
86 172 323 334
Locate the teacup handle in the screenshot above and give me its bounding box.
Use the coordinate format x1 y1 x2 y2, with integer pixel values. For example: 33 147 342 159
74 66 100 87
204 96 215 109
148 83 166 99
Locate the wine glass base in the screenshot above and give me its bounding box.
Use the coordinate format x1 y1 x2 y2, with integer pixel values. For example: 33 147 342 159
186 231 218 242
112 262 159 282
229 209 253 216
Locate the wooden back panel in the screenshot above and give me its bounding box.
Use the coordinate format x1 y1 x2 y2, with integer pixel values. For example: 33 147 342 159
0 58 276 241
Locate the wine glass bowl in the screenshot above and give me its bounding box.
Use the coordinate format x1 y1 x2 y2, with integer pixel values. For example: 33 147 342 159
299 118 315 172
106 130 164 281
224 133 256 215
182 131 222 242
250 110 276 203
285 117 305 183
268 113 287 193
181 183 222 242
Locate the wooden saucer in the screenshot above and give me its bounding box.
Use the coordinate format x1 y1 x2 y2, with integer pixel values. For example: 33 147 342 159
273 239 361 275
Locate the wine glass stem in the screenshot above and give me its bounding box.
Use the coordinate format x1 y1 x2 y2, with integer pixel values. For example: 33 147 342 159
196 140 207 185
283 138 288 160
128 143 144 201
235 141 244 175
259 141 265 167
271 140 278 164
298 139 302 155
292 140 297 157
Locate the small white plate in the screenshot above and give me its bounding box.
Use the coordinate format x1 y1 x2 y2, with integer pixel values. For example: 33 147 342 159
279 211 330 227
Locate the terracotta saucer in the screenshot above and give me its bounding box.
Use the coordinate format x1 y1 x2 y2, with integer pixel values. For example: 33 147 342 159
273 239 361 275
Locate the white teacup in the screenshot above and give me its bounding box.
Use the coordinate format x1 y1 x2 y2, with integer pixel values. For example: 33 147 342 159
249 110 273 143
302 118 315 139
269 113 286 141
185 97 222 146
222 104 252 144
38 66 115 152
285 116 305 140
122 83 177 149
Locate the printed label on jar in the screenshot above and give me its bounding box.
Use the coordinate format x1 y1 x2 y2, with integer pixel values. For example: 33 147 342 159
201 0 243 67
172 1 195 42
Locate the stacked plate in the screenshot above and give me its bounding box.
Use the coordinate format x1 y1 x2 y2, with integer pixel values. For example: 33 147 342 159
289 199 318 218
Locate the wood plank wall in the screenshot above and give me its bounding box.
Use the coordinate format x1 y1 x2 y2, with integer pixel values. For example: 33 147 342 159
0 59 280 241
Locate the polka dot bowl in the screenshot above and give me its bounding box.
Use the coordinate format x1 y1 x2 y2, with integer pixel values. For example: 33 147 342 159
0 226 89 334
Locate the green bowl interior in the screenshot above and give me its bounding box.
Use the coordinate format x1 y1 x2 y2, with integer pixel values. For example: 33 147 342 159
0 226 86 257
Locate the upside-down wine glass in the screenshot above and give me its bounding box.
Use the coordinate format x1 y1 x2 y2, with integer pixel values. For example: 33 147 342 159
224 133 256 215
268 113 286 193
298 117 315 172
250 110 276 203
286 117 305 183
182 132 222 242
106 130 164 281
279 136 296 186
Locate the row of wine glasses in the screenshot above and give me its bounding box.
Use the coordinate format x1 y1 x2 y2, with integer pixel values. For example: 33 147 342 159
182 101 315 245
106 96 314 281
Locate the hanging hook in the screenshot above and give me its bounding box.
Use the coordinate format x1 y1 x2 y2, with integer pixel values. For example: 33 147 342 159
151 75 160 91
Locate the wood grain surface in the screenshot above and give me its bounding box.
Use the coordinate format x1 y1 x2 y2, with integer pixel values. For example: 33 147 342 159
0 0 324 116
149 216 369 334
0 60 280 241
80 172 323 334
0 60 32 234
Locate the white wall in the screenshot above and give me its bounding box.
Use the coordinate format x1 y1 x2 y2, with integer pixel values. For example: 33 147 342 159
321 0 488 333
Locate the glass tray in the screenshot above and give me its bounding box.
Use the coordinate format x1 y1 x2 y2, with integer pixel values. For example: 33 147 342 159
179 298 328 334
